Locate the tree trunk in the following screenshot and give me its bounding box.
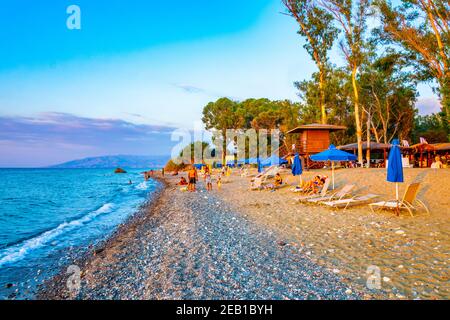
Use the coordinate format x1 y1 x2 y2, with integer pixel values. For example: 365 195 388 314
351 66 363 164
440 77 450 122
222 128 227 165
366 110 371 168
319 67 327 124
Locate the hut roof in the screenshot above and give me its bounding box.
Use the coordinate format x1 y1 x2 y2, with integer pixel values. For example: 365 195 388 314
338 141 391 150
410 143 436 151
432 143 450 151
286 123 347 134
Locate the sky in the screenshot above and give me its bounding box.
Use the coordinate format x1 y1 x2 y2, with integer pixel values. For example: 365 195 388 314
0 0 441 167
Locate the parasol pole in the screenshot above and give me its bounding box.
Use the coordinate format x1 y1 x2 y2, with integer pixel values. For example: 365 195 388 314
396 182 399 201
332 161 335 190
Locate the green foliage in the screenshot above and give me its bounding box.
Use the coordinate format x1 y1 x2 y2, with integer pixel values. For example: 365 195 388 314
178 141 212 164
359 50 418 143
374 0 450 119
282 0 340 123
413 112 449 143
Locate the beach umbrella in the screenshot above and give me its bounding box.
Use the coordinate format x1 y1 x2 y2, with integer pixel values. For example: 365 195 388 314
310 144 357 189
387 139 404 201
193 164 203 169
291 153 303 184
260 154 288 167
257 159 263 173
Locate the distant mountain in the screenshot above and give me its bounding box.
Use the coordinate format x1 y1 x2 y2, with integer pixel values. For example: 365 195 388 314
50 155 170 169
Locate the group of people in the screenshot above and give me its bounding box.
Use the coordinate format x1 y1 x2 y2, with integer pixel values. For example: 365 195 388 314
177 165 224 192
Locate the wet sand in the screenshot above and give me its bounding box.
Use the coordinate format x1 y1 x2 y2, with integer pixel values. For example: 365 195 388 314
40 168 449 300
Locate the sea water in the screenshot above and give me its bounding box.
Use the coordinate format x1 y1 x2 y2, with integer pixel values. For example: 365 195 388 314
0 168 159 299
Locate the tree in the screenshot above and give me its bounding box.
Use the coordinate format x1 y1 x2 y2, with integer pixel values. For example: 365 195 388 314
202 98 242 164
413 112 449 143
296 65 356 145
179 141 212 164
319 0 373 164
359 51 418 144
282 0 339 124
375 0 450 121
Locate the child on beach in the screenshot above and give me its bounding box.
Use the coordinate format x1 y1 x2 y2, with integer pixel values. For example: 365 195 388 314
217 175 222 190
205 173 212 191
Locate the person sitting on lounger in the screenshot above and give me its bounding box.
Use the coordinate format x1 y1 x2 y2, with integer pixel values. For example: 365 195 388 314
274 173 283 187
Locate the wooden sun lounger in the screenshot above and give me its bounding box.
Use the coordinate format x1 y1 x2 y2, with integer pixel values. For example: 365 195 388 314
307 184 355 204
369 183 430 217
321 194 380 210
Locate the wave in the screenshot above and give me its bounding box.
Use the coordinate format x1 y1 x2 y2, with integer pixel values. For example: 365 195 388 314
0 203 115 267
135 182 148 190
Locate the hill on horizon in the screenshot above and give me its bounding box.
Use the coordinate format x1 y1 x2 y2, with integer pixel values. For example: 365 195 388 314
50 155 170 169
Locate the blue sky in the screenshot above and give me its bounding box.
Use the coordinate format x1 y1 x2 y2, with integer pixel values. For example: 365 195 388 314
0 0 441 167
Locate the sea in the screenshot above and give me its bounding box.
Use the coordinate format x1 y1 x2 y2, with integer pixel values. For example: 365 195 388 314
0 168 159 299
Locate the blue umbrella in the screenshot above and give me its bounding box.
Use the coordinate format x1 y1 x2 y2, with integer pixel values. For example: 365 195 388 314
387 139 404 201
257 159 263 173
292 153 303 184
226 160 235 167
260 154 288 167
310 144 357 189
193 164 203 169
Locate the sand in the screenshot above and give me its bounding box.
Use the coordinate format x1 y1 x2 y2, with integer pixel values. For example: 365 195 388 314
215 167 450 299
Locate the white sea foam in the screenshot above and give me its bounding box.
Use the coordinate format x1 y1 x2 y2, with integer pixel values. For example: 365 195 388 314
135 182 148 190
0 203 115 267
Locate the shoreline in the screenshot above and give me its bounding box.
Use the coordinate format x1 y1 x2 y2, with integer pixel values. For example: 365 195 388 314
39 173 367 300
38 175 168 299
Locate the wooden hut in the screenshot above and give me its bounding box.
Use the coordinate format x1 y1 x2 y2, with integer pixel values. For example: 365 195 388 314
286 124 347 167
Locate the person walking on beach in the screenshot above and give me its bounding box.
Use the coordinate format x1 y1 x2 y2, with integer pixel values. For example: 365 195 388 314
187 166 198 192
205 172 212 191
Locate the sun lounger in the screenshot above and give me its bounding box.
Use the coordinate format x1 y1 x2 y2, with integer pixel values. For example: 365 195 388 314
321 194 380 210
250 177 263 190
369 183 430 217
295 179 331 202
252 165 279 181
307 184 355 204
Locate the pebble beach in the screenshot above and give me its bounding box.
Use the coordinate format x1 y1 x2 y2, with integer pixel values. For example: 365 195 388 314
39 168 450 300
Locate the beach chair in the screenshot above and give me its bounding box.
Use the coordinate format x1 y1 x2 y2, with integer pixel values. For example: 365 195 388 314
250 177 263 190
307 184 355 204
368 183 430 217
295 178 331 202
321 194 380 210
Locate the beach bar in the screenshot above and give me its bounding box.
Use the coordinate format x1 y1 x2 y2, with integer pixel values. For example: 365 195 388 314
286 124 347 168
338 141 391 167
409 142 450 168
